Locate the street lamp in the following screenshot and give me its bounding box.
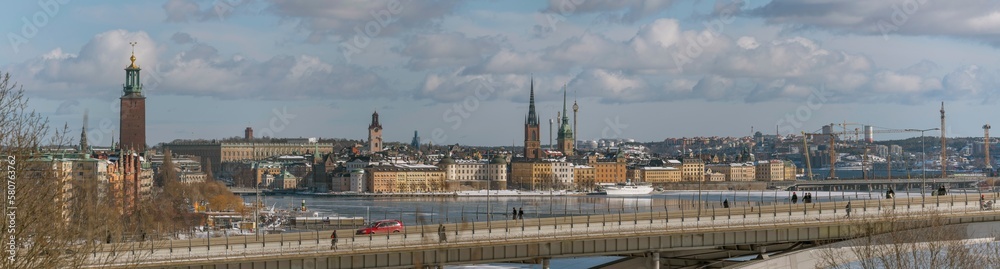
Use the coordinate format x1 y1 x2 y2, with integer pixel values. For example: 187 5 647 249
908 128 939 206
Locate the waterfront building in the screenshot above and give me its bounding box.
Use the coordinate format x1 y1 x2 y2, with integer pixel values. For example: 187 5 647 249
509 159 574 190
705 171 726 182
365 164 445 193
679 158 705 181
165 139 334 176
275 170 299 190
755 160 796 181
436 155 508 190
570 153 627 184
637 166 681 183
573 165 595 190
706 163 756 181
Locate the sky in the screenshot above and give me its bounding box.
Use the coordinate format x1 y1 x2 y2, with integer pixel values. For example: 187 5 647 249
2 0 1000 147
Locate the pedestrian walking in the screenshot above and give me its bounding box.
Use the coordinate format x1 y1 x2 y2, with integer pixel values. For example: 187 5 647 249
791 192 799 204
330 231 338 250
512 207 517 220
845 201 852 218
722 199 729 208
518 207 524 220
437 224 447 242
981 195 986 210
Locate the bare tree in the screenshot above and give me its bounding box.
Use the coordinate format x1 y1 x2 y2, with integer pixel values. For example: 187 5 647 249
0 73 152 268
817 210 1000 269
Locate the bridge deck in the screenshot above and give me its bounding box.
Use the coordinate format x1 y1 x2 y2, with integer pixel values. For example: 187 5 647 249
88 193 1000 269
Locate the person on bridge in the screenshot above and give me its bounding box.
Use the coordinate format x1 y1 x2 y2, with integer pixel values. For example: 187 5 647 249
886 189 895 199
938 186 947 196
845 201 852 218
330 231 338 250
438 224 447 243
518 207 524 219
981 195 987 210
723 199 729 208
791 192 798 204
513 207 517 220
803 193 811 203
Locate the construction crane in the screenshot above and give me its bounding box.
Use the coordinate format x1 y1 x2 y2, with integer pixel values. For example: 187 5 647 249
801 132 838 180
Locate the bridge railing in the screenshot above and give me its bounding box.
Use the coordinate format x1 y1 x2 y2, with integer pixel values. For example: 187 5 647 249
85 192 1000 267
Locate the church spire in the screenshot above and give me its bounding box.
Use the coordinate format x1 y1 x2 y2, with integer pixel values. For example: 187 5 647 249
526 75 538 126
80 109 88 152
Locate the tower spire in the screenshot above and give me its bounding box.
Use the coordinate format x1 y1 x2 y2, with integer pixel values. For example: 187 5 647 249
80 109 89 152
527 75 538 126
557 84 574 156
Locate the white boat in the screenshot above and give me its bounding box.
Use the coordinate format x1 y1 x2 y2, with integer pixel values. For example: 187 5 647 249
596 181 653 195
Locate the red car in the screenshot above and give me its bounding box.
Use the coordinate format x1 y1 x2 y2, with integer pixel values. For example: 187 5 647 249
356 219 404 235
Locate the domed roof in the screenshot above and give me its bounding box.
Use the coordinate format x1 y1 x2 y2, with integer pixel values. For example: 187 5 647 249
490 155 507 164
437 156 455 165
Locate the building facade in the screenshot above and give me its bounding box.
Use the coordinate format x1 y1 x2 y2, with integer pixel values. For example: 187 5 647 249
365 164 445 193
755 160 795 181
706 163 756 181
509 160 574 190
591 158 627 184
637 167 681 183
437 156 508 190
165 141 334 176
573 165 595 190
680 158 706 181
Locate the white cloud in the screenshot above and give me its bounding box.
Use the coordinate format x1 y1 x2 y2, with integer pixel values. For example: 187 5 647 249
265 0 461 43
6 30 388 101
399 32 501 70
541 0 675 23
750 0 1000 46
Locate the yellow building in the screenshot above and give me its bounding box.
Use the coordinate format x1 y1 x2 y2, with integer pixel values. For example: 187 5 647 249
755 160 795 181
706 163 756 181
586 155 627 184
510 161 576 190
680 158 705 181
638 167 682 183
365 164 445 193
573 165 595 190
705 172 726 182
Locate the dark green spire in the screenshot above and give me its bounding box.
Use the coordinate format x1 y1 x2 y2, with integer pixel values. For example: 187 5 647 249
123 42 143 96
526 76 538 126
558 85 573 140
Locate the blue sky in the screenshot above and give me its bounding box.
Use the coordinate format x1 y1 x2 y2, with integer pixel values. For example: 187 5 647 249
3 0 1000 147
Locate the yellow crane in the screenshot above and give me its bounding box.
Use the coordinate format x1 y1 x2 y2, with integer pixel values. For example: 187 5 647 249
802 132 838 180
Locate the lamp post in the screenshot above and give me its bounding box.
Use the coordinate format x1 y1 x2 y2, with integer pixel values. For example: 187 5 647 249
909 128 939 206
487 157 491 228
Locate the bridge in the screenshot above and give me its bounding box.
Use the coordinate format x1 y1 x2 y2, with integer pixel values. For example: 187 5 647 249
785 177 985 191
88 193 1000 269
